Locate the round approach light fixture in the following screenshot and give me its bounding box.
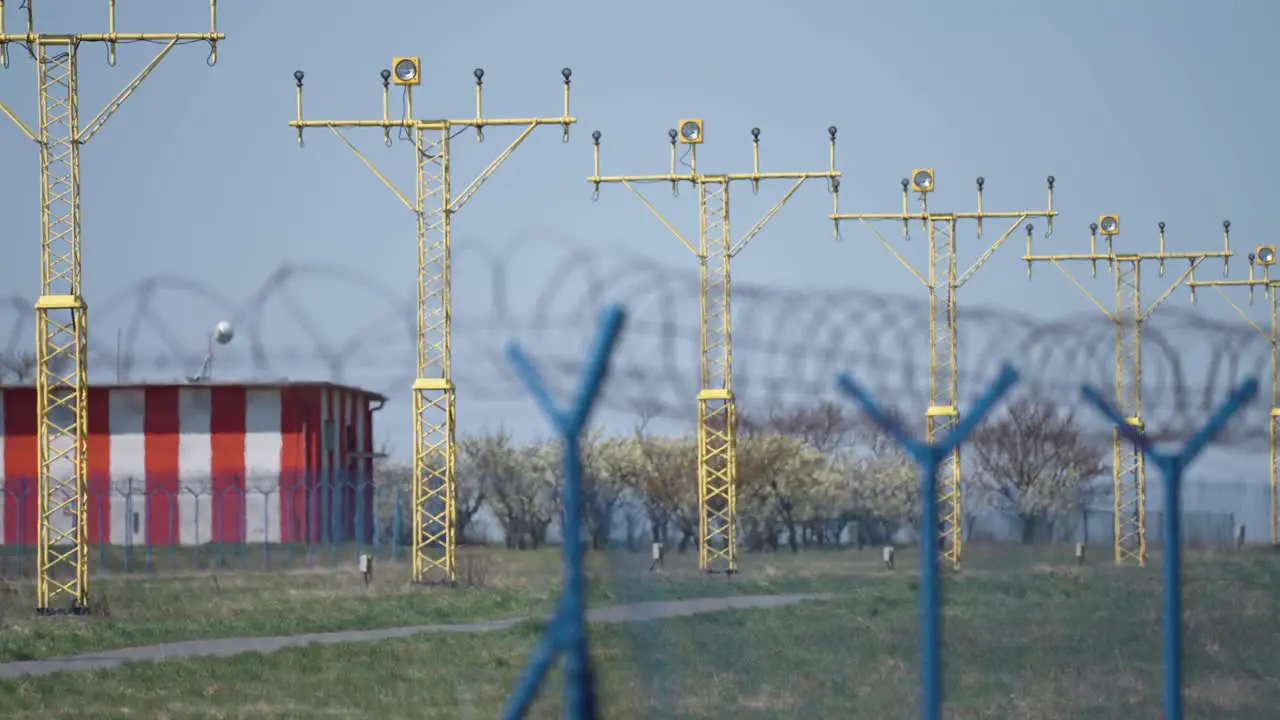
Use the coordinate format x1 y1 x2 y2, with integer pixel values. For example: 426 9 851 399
678 119 703 144
1257 245 1276 266
392 57 420 85
911 169 935 193
1098 215 1120 236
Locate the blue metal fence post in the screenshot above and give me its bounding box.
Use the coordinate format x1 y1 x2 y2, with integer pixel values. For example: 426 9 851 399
835 364 1020 720
96 486 105 571
3 486 9 576
355 475 366 553
168 489 178 571
214 489 225 568
371 482 382 559
124 477 134 573
16 481 29 577
502 305 624 720
329 476 339 567
144 487 154 574
286 483 296 568
1081 377 1259 720
261 485 269 571
237 484 247 570
393 485 403 562
193 489 203 570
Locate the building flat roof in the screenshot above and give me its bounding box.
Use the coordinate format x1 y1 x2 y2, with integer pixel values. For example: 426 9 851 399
0 380 389 403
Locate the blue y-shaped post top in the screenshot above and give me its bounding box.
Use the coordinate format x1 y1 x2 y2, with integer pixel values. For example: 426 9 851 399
1080 377 1258 720
501 305 625 720
835 364 1021 720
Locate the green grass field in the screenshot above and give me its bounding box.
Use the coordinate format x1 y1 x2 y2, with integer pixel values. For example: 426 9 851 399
0 546 1277 718
0 546 874 662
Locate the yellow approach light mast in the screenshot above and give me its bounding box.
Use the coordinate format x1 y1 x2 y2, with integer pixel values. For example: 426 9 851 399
589 122 840 574
0 0 223 614
1024 217 1232 567
830 173 1057 570
291 60 575 586
1185 243 1278 545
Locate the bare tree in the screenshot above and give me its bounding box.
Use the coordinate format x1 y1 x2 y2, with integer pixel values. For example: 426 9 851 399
374 441 487 545
852 404 911 460
968 394 1109 544
740 402 867 550
582 436 633 551
625 407 679 547
372 452 412 544
743 401 859 456
462 433 525 549
463 433 565 550
632 432 699 552
0 351 37 384
515 441 561 549
824 402 917 547
735 430 818 553
450 450 488 544
848 454 919 546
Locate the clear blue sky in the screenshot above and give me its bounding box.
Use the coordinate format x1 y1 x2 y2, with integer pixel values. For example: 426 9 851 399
0 1 1274 489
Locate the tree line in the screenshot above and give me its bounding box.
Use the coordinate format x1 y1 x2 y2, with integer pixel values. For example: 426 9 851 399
376 396 1110 552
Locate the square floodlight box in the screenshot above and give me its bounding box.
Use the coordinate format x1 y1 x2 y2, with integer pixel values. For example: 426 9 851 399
678 119 703 144
1256 245 1276 266
392 57 421 86
1098 215 1120 236
911 169 935 193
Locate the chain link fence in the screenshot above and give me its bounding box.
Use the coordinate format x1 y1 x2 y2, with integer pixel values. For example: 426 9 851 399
0 475 1261 579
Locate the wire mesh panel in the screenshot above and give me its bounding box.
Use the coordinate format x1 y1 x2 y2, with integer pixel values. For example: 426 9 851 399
2 240 1280 718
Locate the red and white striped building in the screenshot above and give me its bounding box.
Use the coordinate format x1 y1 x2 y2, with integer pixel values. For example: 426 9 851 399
0 382 386 547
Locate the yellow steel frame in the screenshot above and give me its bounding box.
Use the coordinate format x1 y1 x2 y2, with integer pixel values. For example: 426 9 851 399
0 0 223 614
589 125 840 573
1186 258 1279 545
291 65 575 586
1023 220 1232 566
831 176 1056 570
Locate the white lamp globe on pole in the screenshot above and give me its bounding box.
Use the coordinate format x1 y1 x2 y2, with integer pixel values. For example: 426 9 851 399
190 320 235 382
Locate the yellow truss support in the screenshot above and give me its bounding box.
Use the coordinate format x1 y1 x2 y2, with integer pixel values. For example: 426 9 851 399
1186 257 1279 545
1024 219 1233 566
589 124 841 573
291 65 576 586
0 0 223 615
830 175 1057 570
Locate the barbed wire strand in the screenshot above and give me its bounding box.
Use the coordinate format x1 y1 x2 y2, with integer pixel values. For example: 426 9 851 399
0 235 1273 447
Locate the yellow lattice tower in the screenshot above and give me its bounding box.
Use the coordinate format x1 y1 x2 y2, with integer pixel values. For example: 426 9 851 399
1186 243 1279 545
0 0 223 614
830 172 1056 570
1024 216 1232 566
589 122 840 573
291 59 575 585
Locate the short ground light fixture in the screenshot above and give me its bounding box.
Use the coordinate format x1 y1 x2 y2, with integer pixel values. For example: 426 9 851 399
649 542 664 571
359 553 374 587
